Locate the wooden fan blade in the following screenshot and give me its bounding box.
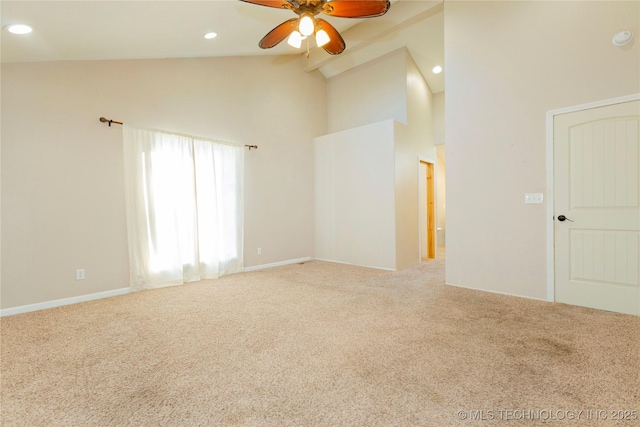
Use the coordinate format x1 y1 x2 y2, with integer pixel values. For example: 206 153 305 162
239 0 293 10
322 0 390 18
317 19 345 55
259 18 298 49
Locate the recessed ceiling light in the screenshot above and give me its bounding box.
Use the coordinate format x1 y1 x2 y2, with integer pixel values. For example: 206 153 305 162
5 24 33 35
204 32 218 40
432 65 443 74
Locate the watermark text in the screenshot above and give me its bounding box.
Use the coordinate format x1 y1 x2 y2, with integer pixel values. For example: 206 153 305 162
456 409 638 422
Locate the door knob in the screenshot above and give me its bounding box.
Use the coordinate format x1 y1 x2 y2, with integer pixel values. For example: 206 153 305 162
557 215 574 222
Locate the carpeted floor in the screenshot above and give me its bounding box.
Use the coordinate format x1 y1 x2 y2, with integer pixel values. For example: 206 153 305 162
1 258 639 426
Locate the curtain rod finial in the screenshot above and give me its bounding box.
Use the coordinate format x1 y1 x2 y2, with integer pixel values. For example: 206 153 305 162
99 117 123 127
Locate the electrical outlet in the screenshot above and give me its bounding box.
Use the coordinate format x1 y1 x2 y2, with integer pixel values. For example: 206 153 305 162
76 269 85 280
257 248 262 255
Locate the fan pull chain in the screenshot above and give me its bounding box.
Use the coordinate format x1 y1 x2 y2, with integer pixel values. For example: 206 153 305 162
306 37 310 58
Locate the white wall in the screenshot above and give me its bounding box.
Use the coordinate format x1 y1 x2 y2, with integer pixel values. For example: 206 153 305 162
1 56 326 309
436 145 446 248
394 53 436 269
314 120 397 270
445 1 640 299
326 49 407 133
317 49 435 270
419 162 428 258
433 92 445 146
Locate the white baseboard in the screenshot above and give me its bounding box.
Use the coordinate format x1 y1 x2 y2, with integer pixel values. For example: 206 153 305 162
2 257 395 316
243 257 312 272
0 288 130 317
313 257 396 271
445 282 547 302
1 259 313 315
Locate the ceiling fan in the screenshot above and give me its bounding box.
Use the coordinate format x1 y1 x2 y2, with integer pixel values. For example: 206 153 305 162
240 0 391 55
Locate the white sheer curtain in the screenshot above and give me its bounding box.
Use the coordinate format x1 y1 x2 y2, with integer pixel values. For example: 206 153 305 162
123 125 244 291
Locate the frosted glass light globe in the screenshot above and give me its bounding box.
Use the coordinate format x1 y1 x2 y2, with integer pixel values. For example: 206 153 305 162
315 29 330 47
288 31 303 48
299 15 315 37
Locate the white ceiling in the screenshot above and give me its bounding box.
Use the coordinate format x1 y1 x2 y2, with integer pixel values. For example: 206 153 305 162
1 0 444 92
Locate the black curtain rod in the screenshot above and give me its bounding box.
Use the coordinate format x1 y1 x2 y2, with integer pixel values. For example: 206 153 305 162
99 117 258 150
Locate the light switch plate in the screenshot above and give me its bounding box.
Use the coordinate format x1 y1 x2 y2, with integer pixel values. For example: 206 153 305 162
524 193 544 204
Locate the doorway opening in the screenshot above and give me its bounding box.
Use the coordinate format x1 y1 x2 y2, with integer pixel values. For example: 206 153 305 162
419 160 435 262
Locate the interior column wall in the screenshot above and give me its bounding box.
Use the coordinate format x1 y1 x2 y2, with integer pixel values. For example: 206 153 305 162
319 48 436 270
394 52 436 270
313 121 397 270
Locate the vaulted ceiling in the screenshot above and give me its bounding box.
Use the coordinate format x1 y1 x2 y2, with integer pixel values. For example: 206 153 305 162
1 0 444 92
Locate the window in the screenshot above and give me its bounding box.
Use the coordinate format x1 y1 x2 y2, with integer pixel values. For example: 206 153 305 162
123 126 244 290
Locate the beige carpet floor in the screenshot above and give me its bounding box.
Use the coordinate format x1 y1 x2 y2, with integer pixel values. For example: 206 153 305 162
1 258 639 426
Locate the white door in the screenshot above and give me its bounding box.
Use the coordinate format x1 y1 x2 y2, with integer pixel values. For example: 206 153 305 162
554 100 640 315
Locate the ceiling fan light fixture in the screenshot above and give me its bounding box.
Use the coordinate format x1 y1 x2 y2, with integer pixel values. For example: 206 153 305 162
299 14 315 37
287 30 303 48
315 29 330 47
243 0 391 55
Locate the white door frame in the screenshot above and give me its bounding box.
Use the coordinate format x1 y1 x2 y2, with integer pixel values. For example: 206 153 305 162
545 93 640 302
